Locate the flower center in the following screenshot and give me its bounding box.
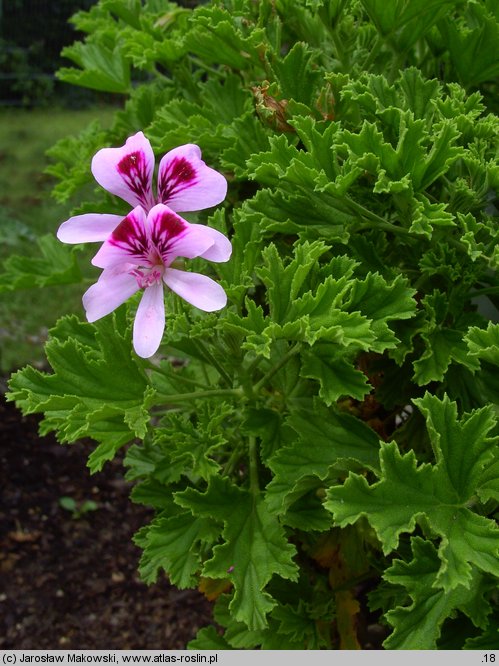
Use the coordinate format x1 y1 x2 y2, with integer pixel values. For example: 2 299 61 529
130 265 164 289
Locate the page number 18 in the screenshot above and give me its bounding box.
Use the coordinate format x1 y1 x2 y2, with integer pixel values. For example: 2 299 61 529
483 656 496 663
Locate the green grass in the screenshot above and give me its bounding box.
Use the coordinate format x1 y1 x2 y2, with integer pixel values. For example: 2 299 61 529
0 105 116 372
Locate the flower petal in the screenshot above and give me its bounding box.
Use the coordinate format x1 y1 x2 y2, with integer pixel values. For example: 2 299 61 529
188 224 232 263
83 266 139 322
92 206 148 269
57 213 124 244
147 204 214 264
157 144 227 212
91 131 155 209
163 268 227 311
133 282 165 358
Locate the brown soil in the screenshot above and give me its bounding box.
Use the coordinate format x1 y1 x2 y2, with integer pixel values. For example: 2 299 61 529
0 396 213 649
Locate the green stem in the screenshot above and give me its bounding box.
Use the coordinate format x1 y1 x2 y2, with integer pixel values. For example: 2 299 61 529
248 435 259 495
468 286 499 298
362 34 383 71
155 387 243 403
148 367 212 391
246 354 263 377
347 199 412 237
331 29 345 66
254 343 301 393
388 46 406 82
189 56 226 79
193 340 233 386
355 219 413 238
222 442 244 477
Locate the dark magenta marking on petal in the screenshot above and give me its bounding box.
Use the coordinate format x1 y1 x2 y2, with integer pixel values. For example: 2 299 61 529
158 157 197 204
110 212 150 260
117 151 151 207
150 209 187 259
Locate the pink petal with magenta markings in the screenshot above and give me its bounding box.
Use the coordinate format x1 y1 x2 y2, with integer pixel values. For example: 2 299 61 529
157 144 227 212
147 204 215 264
92 206 148 269
91 131 155 210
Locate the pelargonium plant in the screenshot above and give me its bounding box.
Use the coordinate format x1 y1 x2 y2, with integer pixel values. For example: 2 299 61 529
4 0 499 651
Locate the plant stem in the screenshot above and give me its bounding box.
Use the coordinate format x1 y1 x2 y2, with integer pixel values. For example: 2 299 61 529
254 343 301 393
362 34 383 71
347 199 413 237
155 387 243 403
189 56 226 79
248 435 259 495
222 442 244 477
468 286 499 298
193 340 233 386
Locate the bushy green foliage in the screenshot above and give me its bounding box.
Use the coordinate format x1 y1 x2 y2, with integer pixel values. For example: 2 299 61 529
6 0 499 649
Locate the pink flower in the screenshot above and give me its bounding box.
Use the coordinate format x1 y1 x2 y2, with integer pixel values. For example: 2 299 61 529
82 204 230 358
57 131 228 243
57 133 231 358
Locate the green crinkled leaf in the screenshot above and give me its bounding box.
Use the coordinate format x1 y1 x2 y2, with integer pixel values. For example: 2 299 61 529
463 618 499 650
289 115 341 181
45 121 110 203
412 291 478 386
271 41 322 106
383 537 492 649
243 187 351 242
183 6 265 69
301 346 371 404
211 592 330 649
58 41 131 93
130 479 175 511
413 328 472 386
136 509 221 587
151 402 233 481
326 393 499 590
280 492 334 532
439 3 499 87
188 626 233 650
246 134 301 188
149 74 254 158
212 207 262 305
100 0 142 29
256 243 415 353
258 240 330 323
457 212 492 262
7 311 153 472
113 83 173 137
265 401 381 517
361 0 459 49
271 599 335 649
339 115 463 195
409 195 455 238
176 476 299 630
345 272 417 353
242 407 295 464
221 112 271 178
464 323 499 405
0 235 82 292
466 322 499 367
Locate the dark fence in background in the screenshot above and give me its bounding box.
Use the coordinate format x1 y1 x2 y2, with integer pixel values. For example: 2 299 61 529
0 0 99 106
0 1 203 107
